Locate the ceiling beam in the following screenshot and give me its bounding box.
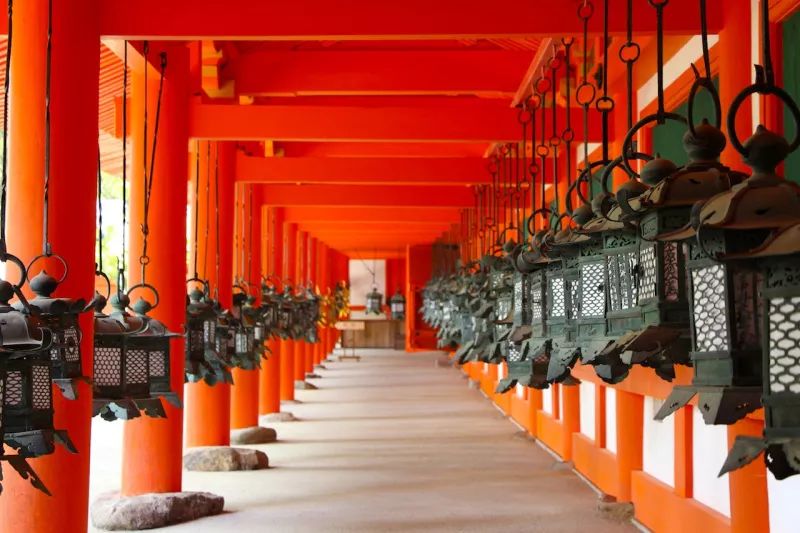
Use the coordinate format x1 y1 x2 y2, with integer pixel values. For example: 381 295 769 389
234 50 532 97
95 0 721 40
190 101 605 142
259 184 474 207
236 154 489 185
282 206 463 224
191 100 522 142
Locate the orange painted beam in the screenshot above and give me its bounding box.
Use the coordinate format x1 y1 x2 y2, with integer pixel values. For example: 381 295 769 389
281 141 489 158
283 206 462 224
235 154 489 185
190 101 524 142
298 222 450 234
95 0 720 40
258 184 474 207
234 50 532 97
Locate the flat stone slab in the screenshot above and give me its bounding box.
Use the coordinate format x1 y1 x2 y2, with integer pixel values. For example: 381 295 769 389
183 447 269 472
261 412 297 423
314 364 328 371
295 380 318 390
305 372 322 379
91 491 224 531
597 494 634 522
230 426 277 445
435 355 454 368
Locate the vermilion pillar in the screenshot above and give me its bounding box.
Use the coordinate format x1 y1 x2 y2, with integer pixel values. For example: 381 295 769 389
122 43 191 495
719 0 753 171
304 236 317 374
280 222 297 400
0 0 98 530
259 206 283 413
230 184 261 429
184 141 233 447
294 231 308 381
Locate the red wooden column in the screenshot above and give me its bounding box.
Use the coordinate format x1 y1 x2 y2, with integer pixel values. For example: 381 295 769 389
315 241 328 364
280 222 297 400
184 141 233 447
230 184 261 429
122 43 191 495
259 206 283 413
305 236 317 373
294 231 308 381
0 0 98 529
614 390 643 502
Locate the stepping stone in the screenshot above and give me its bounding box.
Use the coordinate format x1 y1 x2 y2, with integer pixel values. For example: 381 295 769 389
314 364 328 371
305 372 322 379
230 426 277 445
183 447 269 471
90 491 224 531
295 380 318 390
597 494 634 522
468 379 480 390
261 412 297 423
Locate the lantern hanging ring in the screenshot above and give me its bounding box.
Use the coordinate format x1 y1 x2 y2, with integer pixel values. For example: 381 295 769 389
94 270 112 301
26 252 68 284
126 282 161 311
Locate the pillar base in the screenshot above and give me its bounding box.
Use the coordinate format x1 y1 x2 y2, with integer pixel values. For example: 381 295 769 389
230 426 278 445
305 372 322 379
314 364 328 371
261 412 297 423
90 491 224 531
295 380 318 390
183 447 269 471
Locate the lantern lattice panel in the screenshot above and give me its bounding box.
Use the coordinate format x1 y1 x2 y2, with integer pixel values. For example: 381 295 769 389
32 366 51 410
149 350 167 378
548 275 566 318
569 278 580 319
607 251 639 312
691 264 729 353
532 278 544 322
638 244 657 302
580 262 606 318
732 270 763 350
203 321 216 344
496 297 512 322
126 349 150 385
5 370 22 406
51 326 80 364
663 242 681 302
507 342 523 362
95 347 122 386
769 296 800 394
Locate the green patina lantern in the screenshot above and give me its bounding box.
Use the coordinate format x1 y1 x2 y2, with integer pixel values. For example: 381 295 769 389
260 278 280 338
365 285 383 316
229 288 265 370
21 263 89 400
184 279 232 386
390 290 406 320
0 259 75 460
484 256 514 364
100 287 182 420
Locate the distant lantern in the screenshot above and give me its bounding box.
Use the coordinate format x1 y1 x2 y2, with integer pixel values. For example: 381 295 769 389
365 285 383 316
21 266 88 400
390 289 406 320
184 280 230 385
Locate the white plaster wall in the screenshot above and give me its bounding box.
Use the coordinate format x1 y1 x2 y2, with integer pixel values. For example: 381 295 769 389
605 387 617 454
637 36 720 114
497 363 506 380
348 259 386 307
642 396 675 487
692 407 731 518
542 386 553 415
579 381 596 441
769 472 800 533
557 385 564 421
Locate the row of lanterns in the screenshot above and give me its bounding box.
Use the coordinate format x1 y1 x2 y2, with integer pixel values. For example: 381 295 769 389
423 0 800 481
0 3 347 494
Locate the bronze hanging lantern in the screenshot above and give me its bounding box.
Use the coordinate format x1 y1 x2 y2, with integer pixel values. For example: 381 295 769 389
260 277 280 337
184 280 232 386
365 285 383 316
0 259 75 459
390 290 406 320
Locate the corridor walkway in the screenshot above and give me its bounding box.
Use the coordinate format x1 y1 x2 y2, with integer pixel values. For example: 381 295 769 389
90 350 636 532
